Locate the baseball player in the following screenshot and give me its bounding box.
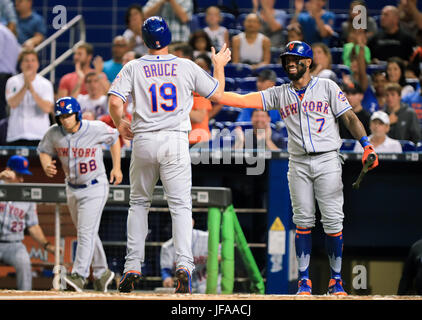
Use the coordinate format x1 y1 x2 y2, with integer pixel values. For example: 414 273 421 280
0 155 56 290
37 96 122 292
108 16 231 293
160 219 221 293
215 41 379 295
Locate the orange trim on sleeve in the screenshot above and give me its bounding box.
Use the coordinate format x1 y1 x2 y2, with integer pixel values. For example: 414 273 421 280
219 92 263 109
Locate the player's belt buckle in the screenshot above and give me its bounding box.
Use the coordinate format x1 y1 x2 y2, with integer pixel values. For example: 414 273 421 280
68 179 98 189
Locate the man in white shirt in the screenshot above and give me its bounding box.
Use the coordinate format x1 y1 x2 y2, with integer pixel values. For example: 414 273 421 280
354 111 403 153
5 48 54 146
77 71 108 120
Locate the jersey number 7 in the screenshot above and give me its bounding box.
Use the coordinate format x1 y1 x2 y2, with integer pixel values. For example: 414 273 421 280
149 82 178 112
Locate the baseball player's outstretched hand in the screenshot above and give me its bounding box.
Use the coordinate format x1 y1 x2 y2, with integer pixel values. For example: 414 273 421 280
110 168 123 185
362 145 378 170
117 119 134 140
211 43 231 68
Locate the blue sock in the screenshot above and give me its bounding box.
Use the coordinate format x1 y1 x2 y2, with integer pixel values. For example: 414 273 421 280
295 227 312 280
325 231 344 280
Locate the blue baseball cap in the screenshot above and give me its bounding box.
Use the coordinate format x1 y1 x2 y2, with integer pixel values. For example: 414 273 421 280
7 155 32 175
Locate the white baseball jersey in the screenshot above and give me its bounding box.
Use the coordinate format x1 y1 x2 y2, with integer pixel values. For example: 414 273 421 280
108 54 219 133
261 77 352 156
160 229 209 289
37 120 119 185
0 201 38 242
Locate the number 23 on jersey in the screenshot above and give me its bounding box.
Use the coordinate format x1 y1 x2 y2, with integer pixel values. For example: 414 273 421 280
149 82 178 112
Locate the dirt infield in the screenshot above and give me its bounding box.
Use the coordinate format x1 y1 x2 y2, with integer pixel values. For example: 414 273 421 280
0 290 421 300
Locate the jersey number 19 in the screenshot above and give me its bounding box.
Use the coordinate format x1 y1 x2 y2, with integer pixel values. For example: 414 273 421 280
149 83 177 112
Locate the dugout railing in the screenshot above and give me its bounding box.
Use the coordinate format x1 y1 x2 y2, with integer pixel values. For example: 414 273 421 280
0 183 264 293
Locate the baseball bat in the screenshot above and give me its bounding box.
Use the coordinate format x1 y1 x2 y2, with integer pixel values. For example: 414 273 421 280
352 153 376 190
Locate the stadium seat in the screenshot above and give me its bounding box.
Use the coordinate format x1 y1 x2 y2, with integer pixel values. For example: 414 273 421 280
341 139 357 151
333 13 349 33
331 64 351 79
224 63 253 78
236 13 249 30
270 47 282 64
225 77 236 91
236 77 257 92
416 142 422 152
228 28 241 39
400 140 416 152
254 64 287 78
366 64 386 75
214 106 242 122
330 47 343 65
405 79 420 91
276 78 285 86
221 12 237 29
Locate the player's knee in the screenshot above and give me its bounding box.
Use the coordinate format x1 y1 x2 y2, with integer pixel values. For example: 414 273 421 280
129 197 152 208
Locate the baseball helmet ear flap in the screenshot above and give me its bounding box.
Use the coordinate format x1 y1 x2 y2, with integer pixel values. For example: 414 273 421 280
142 16 172 49
54 96 82 125
280 41 314 70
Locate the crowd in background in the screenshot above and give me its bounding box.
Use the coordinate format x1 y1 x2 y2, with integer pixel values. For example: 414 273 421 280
1 0 422 152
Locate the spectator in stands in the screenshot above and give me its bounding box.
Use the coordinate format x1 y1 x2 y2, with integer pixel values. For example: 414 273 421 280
77 72 108 120
0 155 56 291
96 36 129 83
310 42 337 82
57 42 109 98
409 29 422 74
234 109 280 151
370 71 388 111
236 69 281 124
367 5 416 63
291 0 335 46
143 0 193 43
122 4 148 57
15 0 46 49
0 0 17 35
384 82 421 143
353 111 403 153
170 42 194 60
342 27 371 68
122 50 137 66
231 13 271 70
203 6 229 51
252 0 288 47
188 30 212 60
402 74 422 127
398 0 422 40
340 0 378 46
386 57 415 98
339 82 370 140
0 24 20 120
5 49 54 146
397 237 422 295
286 22 304 43
194 53 223 120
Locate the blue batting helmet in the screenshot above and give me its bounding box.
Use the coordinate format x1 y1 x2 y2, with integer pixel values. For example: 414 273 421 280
54 96 82 125
280 41 313 69
142 16 172 50
7 155 32 175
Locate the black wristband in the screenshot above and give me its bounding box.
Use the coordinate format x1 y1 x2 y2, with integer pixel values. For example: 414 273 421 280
43 241 50 250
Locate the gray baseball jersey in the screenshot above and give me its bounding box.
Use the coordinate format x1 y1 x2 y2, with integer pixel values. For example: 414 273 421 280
108 54 219 133
109 54 220 278
0 201 38 241
37 120 119 185
261 77 351 156
37 120 119 280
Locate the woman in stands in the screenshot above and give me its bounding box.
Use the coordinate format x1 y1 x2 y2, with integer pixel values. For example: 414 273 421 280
310 42 338 81
231 13 271 70
386 57 415 98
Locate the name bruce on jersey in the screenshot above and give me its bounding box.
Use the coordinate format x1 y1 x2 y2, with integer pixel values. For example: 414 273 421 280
143 63 177 78
279 100 330 120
